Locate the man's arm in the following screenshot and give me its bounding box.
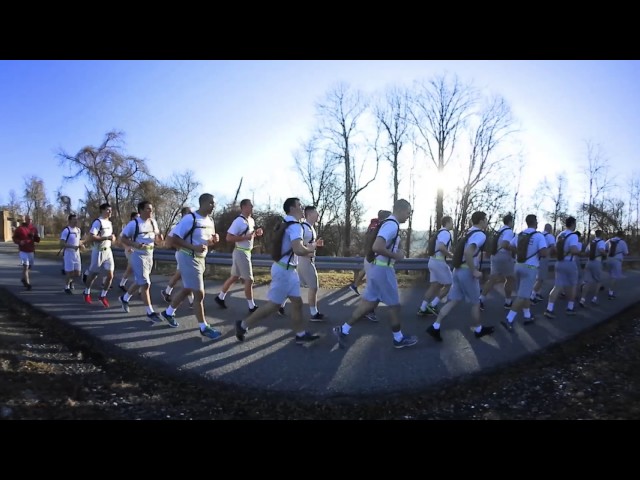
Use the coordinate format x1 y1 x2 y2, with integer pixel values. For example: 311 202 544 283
372 236 403 261
290 238 314 257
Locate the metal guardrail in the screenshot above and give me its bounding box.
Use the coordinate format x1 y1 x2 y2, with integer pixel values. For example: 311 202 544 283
111 248 640 272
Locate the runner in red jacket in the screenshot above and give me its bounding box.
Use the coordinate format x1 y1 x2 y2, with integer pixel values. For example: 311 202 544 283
12 215 41 290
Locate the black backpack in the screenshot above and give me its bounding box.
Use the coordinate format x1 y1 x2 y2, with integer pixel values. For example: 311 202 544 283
270 219 300 266
365 218 400 265
490 227 511 255
452 230 486 268
608 239 620 258
556 231 577 261
516 231 541 263
427 228 451 257
588 238 604 261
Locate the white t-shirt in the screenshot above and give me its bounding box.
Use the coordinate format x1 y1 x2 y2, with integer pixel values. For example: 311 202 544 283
510 228 547 267
494 226 514 255
433 228 452 260
170 212 215 255
374 216 401 265
228 214 255 250
122 217 160 247
89 217 113 249
461 227 487 269
60 226 81 248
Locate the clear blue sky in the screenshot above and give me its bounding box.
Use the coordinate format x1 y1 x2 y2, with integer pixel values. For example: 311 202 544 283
1 60 639 231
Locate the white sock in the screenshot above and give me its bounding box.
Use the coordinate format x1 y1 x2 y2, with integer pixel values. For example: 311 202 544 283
281 300 287 308
433 322 441 329
547 302 554 312
199 322 208 331
123 293 132 302
166 306 176 316
430 297 440 307
218 291 226 300
248 299 256 309
420 300 429 310
188 293 194 304
120 278 127 287
341 323 351 335
146 306 154 315
165 286 173 295
592 296 598 302
100 290 108 297
568 301 575 310
310 306 318 315
84 288 90 295
479 294 486 302
393 331 403 342
474 325 483 333
523 308 531 318
506 310 517 322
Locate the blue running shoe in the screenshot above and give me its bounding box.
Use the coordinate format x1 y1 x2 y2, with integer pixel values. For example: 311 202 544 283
200 325 222 340
146 312 163 324
160 309 179 328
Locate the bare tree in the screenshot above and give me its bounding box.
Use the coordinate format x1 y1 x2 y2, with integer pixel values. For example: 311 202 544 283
294 136 343 233
539 173 570 235
626 172 640 236
315 83 379 255
23 175 49 228
453 95 517 234
154 170 201 237
57 130 152 227
581 140 614 242
374 86 412 204
5 189 22 221
410 73 477 228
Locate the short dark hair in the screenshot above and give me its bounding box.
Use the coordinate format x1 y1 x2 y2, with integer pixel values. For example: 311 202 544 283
240 199 252 208
525 214 537 227
575 230 582 238
471 211 487 225
130 211 138 220
99 203 111 211
137 200 151 213
616 230 624 237
180 207 191 217
199 193 214 206
565 216 576 228
304 205 316 216
594 230 603 238
440 216 453 228
67 214 76 221
503 213 513 224
283 197 300 214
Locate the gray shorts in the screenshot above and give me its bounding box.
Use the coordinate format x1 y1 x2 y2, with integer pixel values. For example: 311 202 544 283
428 257 453 285
448 267 481 304
362 264 400 306
88 248 114 273
18 252 34 267
536 257 550 281
490 252 515 276
554 260 578 288
267 262 301 304
130 251 154 286
63 249 81 273
607 258 623 279
298 257 319 289
515 263 537 299
584 260 603 283
177 250 206 291
230 248 253 281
